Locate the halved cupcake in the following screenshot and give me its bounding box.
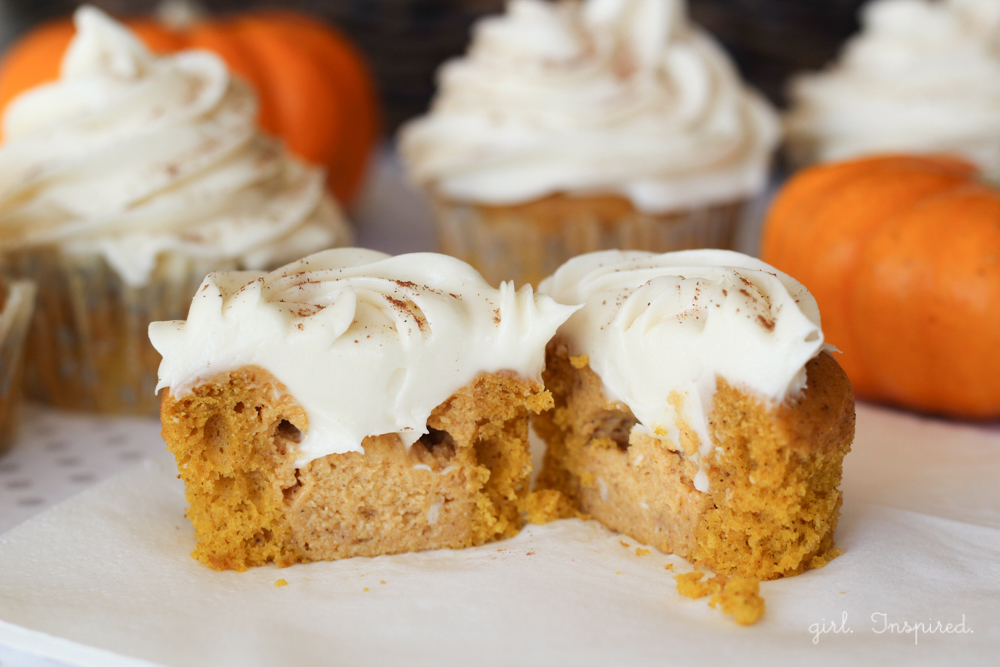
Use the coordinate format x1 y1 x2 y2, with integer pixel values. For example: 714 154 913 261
150 248 577 571
534 249 855 580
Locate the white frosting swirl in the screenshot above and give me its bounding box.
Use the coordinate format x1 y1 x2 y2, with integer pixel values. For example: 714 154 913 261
0 7 350 287
786 0 1000 174
539 249 827 492
399 0 780 212
150 248 579 466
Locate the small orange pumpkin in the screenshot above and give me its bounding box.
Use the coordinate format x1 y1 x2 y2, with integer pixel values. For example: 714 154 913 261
0 10 380 207
761 154 1000 418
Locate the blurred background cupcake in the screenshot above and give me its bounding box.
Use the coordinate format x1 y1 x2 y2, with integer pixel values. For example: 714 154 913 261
0 8 352 414
785 0 1000 175
0 0 496 134
399 0 781 287
0 0 382 209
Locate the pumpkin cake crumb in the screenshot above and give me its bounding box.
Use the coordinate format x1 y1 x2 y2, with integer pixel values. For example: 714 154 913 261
162 367 552 571
664 563 674 571
675 571 723 599
709 577 765 626
274 579 288 588
636 548 650 557
675 572 766 626
522 489 577 524
535 341 854 581
810 547 843 570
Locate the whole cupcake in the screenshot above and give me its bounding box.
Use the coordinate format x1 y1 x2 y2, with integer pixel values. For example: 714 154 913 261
399 0 780 287
0 8 351 415
785 0 1000 174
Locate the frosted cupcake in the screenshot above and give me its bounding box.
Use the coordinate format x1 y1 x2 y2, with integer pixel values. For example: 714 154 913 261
785 0 1000 175
0 277 35 454
151 248 577 569
399 0 779 287
0 8 351 414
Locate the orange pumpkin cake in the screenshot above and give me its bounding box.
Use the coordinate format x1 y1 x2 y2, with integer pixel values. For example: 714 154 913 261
149 248 577 571
535 250 855 580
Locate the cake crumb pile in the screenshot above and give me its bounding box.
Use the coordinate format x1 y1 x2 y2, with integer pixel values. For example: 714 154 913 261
675 571 766 626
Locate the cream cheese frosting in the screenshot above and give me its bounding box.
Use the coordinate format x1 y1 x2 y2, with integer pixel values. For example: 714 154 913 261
150 248 578 467
399 0 780 212
0 7 350 287
539 249 828 492
786 0 1000 174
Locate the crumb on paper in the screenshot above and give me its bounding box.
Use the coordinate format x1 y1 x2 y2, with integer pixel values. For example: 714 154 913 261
380 580 386 584
615 570 621 575
570 355 589 369
664 563 674 571
274 579 288 588
619 540 630 548
636 548 651 557
710 577 765 626
675 571 721 599
675 572 765 626
363 587 370 592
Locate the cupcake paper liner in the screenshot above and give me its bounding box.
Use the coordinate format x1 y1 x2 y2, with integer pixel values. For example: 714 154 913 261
431 195 746 287
0 279 36 454
1 249 237 416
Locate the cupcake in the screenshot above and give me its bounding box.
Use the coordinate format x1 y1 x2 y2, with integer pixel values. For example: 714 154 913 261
0 8 351 415
399 0 780 287
534 249 855 582
150 248 577 570
785 0 1000 175
0 276 35 454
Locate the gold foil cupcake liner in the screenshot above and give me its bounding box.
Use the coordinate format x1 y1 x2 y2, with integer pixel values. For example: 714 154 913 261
0 279 36 453
1 249 237 416
430 195 746 287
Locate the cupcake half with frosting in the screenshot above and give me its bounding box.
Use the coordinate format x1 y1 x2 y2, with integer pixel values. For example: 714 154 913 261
785 0 1000 174
534 249 855 582
399 0 779 286
150 247 577 571
0 8 351 414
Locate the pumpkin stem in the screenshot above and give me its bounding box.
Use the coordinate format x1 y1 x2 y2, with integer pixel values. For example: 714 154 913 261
156 0 207 31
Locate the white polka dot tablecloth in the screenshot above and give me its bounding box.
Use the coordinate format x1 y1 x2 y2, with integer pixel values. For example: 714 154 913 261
0 406 168 667
0 405 167 536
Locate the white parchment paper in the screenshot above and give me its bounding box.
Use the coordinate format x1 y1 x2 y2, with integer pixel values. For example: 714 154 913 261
0 404 998 666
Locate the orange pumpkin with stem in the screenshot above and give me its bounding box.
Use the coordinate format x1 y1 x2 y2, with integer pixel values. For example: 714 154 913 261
0 9 380 207
761 154 1000 418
